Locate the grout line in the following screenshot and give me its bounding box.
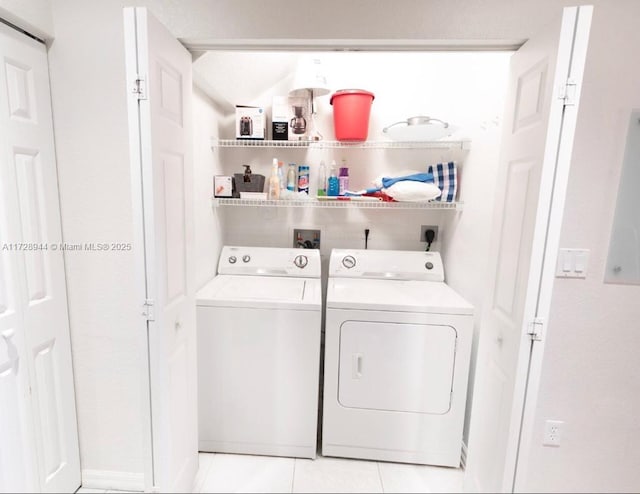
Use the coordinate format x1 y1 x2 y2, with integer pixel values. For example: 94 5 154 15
376 462 386 493
291 458 297 493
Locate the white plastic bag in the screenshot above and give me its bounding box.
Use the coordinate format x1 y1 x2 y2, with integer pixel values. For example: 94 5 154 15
384 180 442 202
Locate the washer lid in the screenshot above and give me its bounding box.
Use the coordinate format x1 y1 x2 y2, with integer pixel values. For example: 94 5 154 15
327 278 473 315
197 275 321 310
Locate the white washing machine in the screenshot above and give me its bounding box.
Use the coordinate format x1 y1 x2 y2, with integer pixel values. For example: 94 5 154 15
322 249 473 467
197 246 322 459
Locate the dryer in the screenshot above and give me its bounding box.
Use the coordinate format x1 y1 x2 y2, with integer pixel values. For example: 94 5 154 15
322 249 473 467
197 246 322 459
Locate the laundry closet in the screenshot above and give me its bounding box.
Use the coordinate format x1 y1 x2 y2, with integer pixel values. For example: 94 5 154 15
122 3 590 485
187 48 511 467
190 47 510 447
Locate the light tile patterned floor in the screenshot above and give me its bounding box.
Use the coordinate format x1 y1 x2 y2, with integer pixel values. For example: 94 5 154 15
193 452 464 493
77 453 465 494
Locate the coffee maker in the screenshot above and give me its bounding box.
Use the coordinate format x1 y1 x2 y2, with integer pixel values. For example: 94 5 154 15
239 116 253 136
290 105 307 135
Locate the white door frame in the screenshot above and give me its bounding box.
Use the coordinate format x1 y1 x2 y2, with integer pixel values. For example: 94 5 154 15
127 10 591 491
512 7 592 491
123 12 155 492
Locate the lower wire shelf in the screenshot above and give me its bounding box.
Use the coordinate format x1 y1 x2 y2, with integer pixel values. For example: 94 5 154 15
212 197 463 210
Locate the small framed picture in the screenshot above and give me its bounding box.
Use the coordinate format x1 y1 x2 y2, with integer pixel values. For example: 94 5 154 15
214 176 233 197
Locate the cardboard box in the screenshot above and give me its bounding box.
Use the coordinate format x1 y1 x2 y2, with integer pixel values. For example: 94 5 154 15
235 105 266 140
272 96 289 140
213 176 233 197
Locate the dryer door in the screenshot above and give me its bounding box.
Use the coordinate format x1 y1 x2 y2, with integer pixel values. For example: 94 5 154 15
338 320 456 414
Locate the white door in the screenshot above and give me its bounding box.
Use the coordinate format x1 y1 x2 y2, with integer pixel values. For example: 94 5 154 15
464 6 592 493
0 20 81 494
124 8 198 493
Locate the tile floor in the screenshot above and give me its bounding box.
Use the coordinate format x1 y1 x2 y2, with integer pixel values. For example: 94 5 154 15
77 452 464 493
193 452 464 493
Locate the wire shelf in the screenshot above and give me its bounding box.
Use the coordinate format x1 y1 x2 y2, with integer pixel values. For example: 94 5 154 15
212 197 463 210
211 138 470 150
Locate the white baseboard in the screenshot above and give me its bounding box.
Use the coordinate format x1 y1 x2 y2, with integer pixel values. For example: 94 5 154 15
81 469 144 492
461 440 468 470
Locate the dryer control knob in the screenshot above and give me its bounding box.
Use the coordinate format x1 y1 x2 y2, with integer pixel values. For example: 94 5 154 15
425 261 434 270
242 255 251 263
342 255 356 269
294 255 308 269
228 256 237 264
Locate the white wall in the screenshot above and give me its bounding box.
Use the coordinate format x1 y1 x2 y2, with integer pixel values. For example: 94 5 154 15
0 0 53 38
193 87 225 289
47 0 144 486
118 0 568 45
518 2 640 491
207 51 508 259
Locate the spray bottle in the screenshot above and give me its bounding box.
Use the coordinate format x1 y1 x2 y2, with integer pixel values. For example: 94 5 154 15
327 160 339 196
268 158 280 200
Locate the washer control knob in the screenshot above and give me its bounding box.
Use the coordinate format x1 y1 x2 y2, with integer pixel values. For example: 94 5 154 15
294 255 308 269
425 261 434 270
342 255 356 269
228 256 237 264
242 255 251 263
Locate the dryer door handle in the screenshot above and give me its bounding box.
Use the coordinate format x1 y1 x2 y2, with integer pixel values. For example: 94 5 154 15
352 353 363 379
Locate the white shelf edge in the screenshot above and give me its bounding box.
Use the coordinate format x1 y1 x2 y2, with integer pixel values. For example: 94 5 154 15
210 138 471 150
212 197 463 210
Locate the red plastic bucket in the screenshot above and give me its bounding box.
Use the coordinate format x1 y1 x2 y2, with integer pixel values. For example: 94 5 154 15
330 89 375 141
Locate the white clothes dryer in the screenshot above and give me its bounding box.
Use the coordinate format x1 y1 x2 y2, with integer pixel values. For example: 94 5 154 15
197 246 322 459
322 249 473 467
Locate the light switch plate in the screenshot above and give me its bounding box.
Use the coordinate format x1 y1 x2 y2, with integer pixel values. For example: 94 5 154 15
556 248 589 278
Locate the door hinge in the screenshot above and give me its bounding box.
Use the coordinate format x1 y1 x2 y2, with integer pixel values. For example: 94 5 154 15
142 299 155 321
528 317 544 341
559 78 577 106
133 75 147 100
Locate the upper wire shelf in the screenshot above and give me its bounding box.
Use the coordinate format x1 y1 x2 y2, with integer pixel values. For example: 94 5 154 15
211 138 471 150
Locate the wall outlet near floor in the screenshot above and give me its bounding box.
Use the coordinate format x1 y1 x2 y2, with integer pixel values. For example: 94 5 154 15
543 420 564 447
293 229 321 249
419 225 439 242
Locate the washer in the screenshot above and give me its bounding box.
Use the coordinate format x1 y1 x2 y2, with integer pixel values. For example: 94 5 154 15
197 246 322 459
322 249 473 467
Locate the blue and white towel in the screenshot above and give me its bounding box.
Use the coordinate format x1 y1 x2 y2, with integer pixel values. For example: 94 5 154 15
427 162 457 202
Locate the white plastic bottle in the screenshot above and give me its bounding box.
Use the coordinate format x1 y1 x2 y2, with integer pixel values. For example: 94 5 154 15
268 158 280 199
277 161 285 191
287 163 297 192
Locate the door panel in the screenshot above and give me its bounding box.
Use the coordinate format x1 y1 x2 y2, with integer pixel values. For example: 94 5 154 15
32 339 64 481
4 58 37 123
0 21 80 494
124 7 197 493
14 149 49 302
512 60 548 132
162 153 186 302
493 159 534 317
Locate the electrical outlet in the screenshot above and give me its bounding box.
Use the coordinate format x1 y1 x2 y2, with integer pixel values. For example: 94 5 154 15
420 225 439 242
543 420 564 447
293 229 320 249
